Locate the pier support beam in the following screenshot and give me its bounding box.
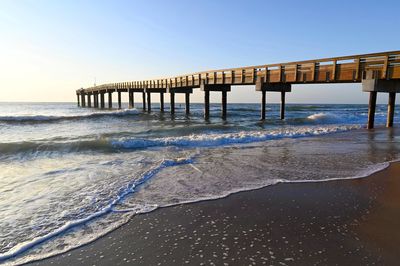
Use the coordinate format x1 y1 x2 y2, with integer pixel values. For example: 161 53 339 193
118 91 122 109
362 76 400 129
256 80 291 120
147 92 152 112
280 91 286 120
108 92 113 109
142 92 146 111
185 92 190 115
261 90 266 120
160 92 164 112
100 93 105 108
166 88 193 116
201 83 231 119
387 92 396 128
170 92 175 115
128 90 134 109
81 93 86 107
367 91 377 129
221 90 227 120
204 91 210 120
87 93 92 108
77 94 80 107
94 93 99 108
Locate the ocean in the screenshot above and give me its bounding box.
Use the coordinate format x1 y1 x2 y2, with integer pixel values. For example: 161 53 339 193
0 102 399 265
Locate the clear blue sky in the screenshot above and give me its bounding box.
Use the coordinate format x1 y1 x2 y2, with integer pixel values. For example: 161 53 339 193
0 0 399 103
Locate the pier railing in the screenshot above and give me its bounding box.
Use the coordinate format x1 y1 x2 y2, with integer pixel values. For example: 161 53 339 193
80 51 400 93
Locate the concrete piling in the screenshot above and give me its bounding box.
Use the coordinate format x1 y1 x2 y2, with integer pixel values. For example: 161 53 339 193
118 91 122 109
108 92 112 109
87 94 92 108
142 92 146 111
367 91 377 129
280 91 286 120
185 92 190 115
170 93 175 115
387 92 396 127
147 92 151 112
221 90 227 120
204 91 210 120
261 90 266 120
160 92 164 112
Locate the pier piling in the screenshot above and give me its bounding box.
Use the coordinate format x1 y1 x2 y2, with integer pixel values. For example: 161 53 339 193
204 91 210 120
387 92 396 127
160 92 164 112
108 92 113 109
100 93 105 108
362 74 400 129
256 80 291 120
147 92 152 112
261 90 266 120
118 91 122 109
81 93 86 107
77 94 80 107
367 91 377 129
222 90 227 120
142 92 146 111
128 91 134 109
170 93 175 115
185 92 190 115
94 93 99 108
280 91 286 120
201 83 231 119
87 93 92 108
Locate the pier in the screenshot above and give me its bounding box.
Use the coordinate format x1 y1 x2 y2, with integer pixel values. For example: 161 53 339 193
76 51 400 129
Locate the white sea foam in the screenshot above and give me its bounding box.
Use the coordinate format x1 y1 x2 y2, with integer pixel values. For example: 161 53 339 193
0 157 193 264
111 125 362 149
152 161 391 217
0 109 139 122
4 149 399 266
307 112 339 121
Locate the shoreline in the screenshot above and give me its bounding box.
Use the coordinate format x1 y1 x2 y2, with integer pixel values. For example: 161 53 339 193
23 160 400 265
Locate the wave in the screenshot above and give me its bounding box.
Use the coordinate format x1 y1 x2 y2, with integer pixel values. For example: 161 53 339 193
0 125 362 158
0 157 194 263
0 109 139 123
112 125 361 149
286 105 328 111
307 112 339 121
0 139 113 158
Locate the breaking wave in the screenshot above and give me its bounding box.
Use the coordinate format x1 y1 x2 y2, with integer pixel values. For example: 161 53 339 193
0 109 139 123
112 125 361 149
307 112 339 121
0 125 362 157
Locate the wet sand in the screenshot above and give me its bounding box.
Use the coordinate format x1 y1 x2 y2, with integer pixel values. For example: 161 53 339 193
28 162 400 265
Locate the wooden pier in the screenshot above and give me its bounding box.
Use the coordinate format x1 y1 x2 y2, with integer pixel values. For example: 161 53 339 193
76 51 400 128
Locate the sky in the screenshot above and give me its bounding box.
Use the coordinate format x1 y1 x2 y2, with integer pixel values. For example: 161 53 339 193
0 0 399 104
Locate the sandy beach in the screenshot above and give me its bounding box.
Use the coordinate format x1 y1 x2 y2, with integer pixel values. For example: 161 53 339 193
26 161 400 265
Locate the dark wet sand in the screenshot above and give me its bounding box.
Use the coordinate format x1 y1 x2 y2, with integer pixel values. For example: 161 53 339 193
29 162 400 265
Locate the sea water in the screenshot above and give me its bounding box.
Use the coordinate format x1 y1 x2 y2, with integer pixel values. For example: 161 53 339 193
0 102 399 265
